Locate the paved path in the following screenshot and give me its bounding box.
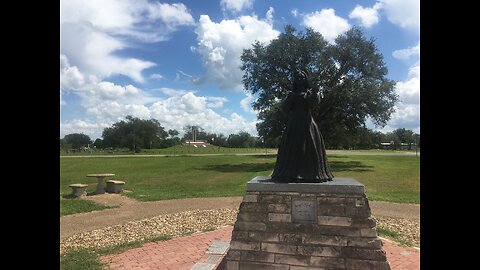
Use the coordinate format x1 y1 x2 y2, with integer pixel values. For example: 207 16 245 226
60 195 243 240
61 195 419 240
100 226 420 270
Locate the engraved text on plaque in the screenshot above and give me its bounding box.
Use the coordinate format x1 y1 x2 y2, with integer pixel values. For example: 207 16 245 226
292 199 316 223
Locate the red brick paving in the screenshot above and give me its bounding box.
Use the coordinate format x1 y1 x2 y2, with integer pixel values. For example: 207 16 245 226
101 226 420 270
101 226 232 270
381 238 420 270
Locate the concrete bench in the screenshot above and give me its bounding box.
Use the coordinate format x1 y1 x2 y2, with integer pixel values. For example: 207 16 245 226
86 173 115 194
106 180 125 193
69 184 88 197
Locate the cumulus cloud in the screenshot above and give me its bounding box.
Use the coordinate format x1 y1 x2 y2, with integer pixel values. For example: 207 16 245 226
207 97 229 108
146 2 195 27
379 62 420 132
78 83 157 125
60 89 257 138
379 0 419 32
61 0 194 39
149 92 257 135
60 0 194 83
240 93 256 114
395 62 419 104
349 3 383 28
60 54 86 90
60 119 110 139
392 43 420 60
194 13 280 90
60 54 157 123
220 0 254 12
303 9 351 43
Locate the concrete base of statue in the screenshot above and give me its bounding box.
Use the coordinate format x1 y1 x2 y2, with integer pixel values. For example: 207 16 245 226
224 176 391 270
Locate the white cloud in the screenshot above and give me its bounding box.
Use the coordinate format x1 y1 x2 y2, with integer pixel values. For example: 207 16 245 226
60 54 157 124
265 7 274 25
392 43 420 60
220 0 254 12
379 62 420 132
60 90 67 107
240 93 256 114
207 97 229 108
380 0 419 32
60 0 194 83
124 104 152 119
61 0 194 39
146 2 195 27
149 92 257 135
291 9 299 18
61 89 255 139
157 87 190 97
61 21 155 83
94 82 140 100
60 119 110 139
194 13 280 90
395 62 420 104
78 83 157 125
303 9 351 43
349 3 383 28
149 73 165 80
60 54 85 90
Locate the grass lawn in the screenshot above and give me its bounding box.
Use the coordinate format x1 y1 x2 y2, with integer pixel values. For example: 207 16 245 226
60 198 114 217
60 154 419 205
328 155 420 203
60 235 172 270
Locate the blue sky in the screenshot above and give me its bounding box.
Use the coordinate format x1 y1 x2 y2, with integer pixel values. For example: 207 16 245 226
60 0 419 140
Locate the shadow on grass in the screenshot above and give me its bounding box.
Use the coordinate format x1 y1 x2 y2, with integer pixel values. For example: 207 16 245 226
248 154 277 159
327 155 350 158
199 162 274 173
61 191 105 199
61 194 78 199
198 160 371 173
330 160 374 172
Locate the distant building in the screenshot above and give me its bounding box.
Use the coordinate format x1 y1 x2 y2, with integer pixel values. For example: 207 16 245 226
379 141 394 149
184 140 209 147
183 126 210 147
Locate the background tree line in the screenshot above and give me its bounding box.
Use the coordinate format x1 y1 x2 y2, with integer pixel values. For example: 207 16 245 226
60 115 419 152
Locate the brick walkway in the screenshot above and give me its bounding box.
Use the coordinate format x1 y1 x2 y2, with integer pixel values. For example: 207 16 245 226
101 226 419 270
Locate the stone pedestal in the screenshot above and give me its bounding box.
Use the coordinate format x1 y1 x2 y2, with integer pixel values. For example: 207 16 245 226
225 176 391 270
106 180 125 193
69 184 88 197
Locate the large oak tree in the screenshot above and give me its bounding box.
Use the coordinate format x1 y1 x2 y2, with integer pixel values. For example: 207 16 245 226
241 25 398 147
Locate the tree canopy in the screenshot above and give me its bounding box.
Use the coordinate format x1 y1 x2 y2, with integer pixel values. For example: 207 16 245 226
241 25 398 147
101 116 168 151
62 133 91 149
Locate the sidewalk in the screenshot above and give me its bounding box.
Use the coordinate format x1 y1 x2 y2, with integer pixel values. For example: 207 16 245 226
61 195 419 240
100 226 420 270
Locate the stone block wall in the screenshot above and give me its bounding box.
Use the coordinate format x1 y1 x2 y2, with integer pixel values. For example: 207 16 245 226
225 178 391 270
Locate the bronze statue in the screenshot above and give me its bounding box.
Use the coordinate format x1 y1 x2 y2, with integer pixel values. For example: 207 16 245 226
271 70 334 183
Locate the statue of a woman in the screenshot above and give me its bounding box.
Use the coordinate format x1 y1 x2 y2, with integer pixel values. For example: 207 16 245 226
271 70 334 183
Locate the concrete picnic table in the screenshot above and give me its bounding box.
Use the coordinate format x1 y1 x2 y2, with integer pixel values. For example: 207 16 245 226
86 173 115 194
